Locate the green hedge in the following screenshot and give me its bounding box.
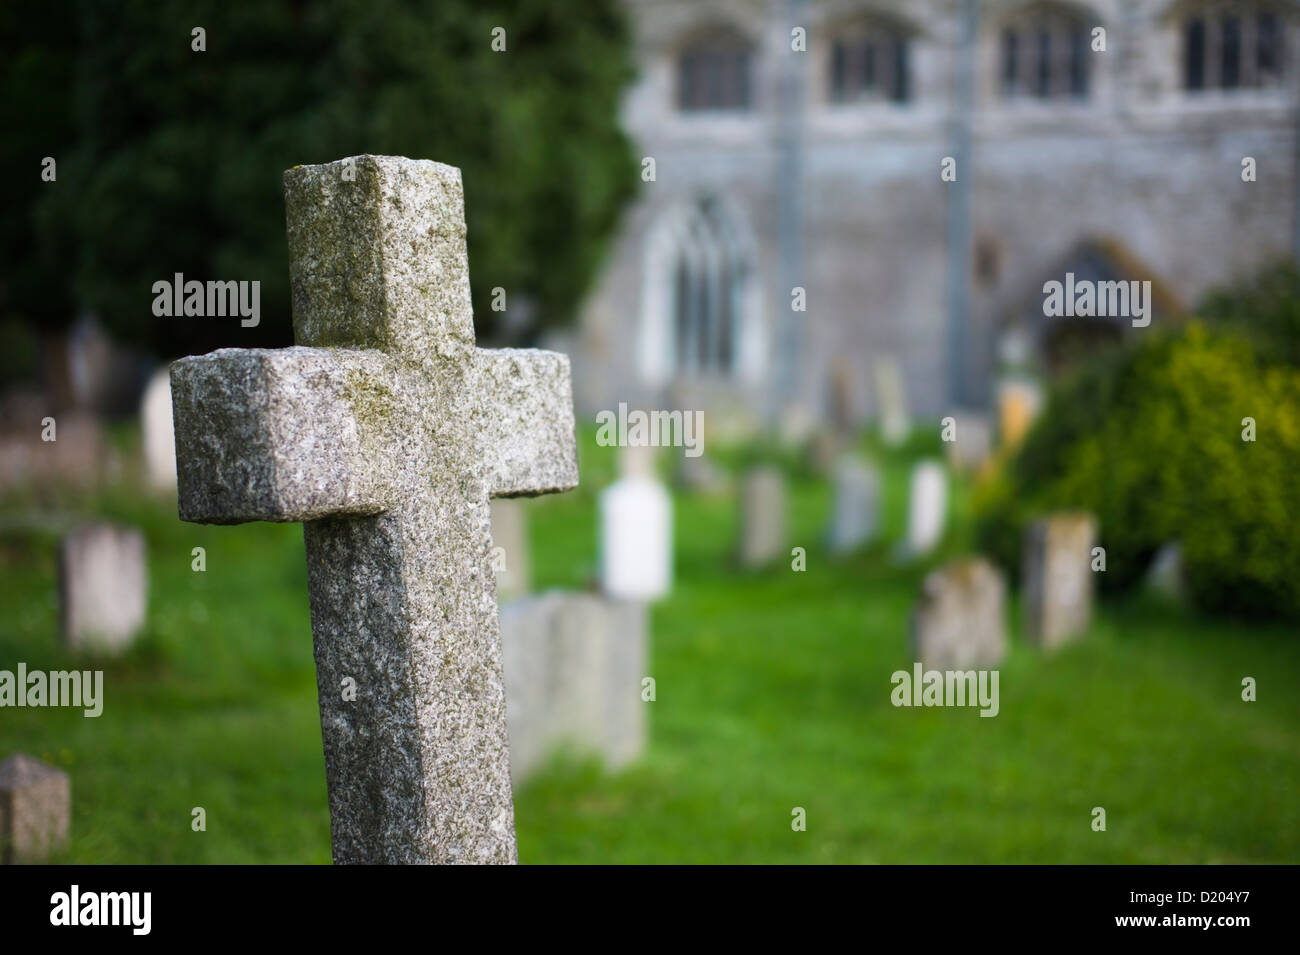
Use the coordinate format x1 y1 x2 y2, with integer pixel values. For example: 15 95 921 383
975 324 1300 619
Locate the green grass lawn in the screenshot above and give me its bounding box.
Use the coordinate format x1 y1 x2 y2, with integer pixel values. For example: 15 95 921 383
2 430 1297 863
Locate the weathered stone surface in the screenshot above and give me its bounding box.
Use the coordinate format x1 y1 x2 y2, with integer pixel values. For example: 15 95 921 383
738 466 786 567
58 523 146 652
600 446 671 600
490 498 530 602
171 155 578 865
140 368 177 492
1022 513 1097 649
903 460 947 557
912 557 1007 669
0 753 70 863
499 592 647 784
827 455 878 554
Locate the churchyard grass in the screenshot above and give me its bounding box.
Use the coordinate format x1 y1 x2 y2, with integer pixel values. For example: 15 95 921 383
1 427 1296 863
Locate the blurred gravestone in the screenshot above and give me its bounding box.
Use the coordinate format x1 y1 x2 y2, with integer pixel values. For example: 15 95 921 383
738 467 786 567
997 379 1043 452
1146 541 1186 602
827 455 878 554
0 753 70 864
0 397 106 492
912 557 1007 669
58 524 147 653
945 412 992 473
140 368 178 492
872 356 910 446
600 446 671 600
1022 513 1097 648
676 451 729 495
169 155 578 864
490 498 530 602
903 460 947 557
499 592 647 783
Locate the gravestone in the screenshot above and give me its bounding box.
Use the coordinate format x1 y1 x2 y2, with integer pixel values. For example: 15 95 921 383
1022 513 1097 648
676 451 729 495
0 753 70 863
912 557 1007 669
1146 541 1186 602
997 379 1043 452
0 403 106 492
738 466 786 567
170 155 578 865
600 445 671 601
903 460 947 557
945 412 993 473
58 523 147 652
872 356 910 446
827 455 878 554
490 498 530 602
499 592 646 784
140 367 177 492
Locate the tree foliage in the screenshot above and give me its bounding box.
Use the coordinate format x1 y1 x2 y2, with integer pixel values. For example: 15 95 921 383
2 0 636 359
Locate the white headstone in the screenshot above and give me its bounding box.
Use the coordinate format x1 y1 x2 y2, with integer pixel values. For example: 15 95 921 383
600 447 671 600
140 368 177 492
827 455 878 554
1022 512 1097 648
58 523 147 652
904 460 947 557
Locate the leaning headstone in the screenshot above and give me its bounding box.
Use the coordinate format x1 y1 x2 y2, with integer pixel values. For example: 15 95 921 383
170 155 579 865
873 356 910 446
827 455 878 554
140 367 177 492
58 524 147 653
0 753 70 864
490 498 530 602
499 592 647 784
738 466 786 567
903 460 947 557
600 446 671 601
945 412 993 473
912 557 1007 669
1022 513 1097 648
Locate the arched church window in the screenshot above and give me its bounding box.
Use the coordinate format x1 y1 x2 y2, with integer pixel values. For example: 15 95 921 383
1000 4 1094 100
828 18 913 103
670 199 750 376
1183 3 1286 91
678 29 754 111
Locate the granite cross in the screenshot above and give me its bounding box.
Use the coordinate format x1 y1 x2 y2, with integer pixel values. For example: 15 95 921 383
170 155 578 864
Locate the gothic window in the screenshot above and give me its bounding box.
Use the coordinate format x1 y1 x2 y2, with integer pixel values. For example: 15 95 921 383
670 199 750 376
1000 6 1093 100
678 31 753 111
829 20 912 103
1184 5 1286 91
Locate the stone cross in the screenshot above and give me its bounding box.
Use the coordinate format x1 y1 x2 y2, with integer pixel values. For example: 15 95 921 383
170 155 578 864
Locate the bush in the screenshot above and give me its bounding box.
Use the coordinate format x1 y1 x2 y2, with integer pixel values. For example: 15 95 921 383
1200 261 1300 369
975 323 1300 619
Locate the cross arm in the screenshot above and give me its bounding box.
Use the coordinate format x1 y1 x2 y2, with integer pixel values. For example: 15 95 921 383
171 347 398 524
475 348 580 498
